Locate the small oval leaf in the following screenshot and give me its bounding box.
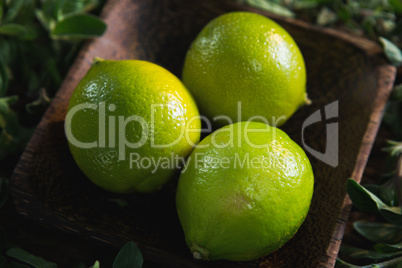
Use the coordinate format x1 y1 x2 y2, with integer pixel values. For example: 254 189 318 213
113 241 143 268
340 245 402 261
374 241 402 253
51 13 106 39
353 221 402 244
379 37 402 66
0 23 27 37
6 247 57 268
347 179 402 225
347 179 379 213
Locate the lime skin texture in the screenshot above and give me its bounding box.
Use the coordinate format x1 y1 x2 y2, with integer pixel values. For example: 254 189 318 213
182 12 308 127
66 59 201 193
176 121 314 261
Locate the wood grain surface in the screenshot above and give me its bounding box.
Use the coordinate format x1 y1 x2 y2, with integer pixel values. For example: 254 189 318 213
10 0 396 267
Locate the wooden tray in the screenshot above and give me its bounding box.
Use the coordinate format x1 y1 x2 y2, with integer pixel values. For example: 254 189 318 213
11 0 396 267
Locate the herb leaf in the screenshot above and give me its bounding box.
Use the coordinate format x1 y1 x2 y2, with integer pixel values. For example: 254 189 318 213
113 241 143 268
58 0 100 18
347 179 384 213
6 247 57 268
235 0 295 18
340 245 402 261
389 0 402 15
353 221 402 244
379 37 402 66
374 241 402 253
89 260 100 268
347 179 402 225
51 13 106 39
0 24 27 37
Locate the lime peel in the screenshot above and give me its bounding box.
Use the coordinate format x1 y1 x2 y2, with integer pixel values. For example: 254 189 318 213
66 59 201 193
176 122 314 261
182 11 308 127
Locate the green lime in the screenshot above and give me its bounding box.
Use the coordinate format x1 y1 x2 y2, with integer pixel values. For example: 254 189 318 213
176 121 314 261
182 12 309 127
65 59 201 193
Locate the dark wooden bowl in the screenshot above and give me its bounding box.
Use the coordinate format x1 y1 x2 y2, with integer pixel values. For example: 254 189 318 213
11 0 396 267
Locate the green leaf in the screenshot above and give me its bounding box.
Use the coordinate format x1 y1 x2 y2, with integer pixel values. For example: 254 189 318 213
379 207 402 225
89 260 100 268
51 13 106 39
336 3 353 22
300 0 334 3
374 241 402 253
0 95 18 118
292 0 325 10
237 0 295 18
353 221 402 244
0 39 15 65
0 23 37 40
58 0 100 18
378 37 402 66
316 7 338 26
34 9 55 31
337 255 402 267
0 1 4 23
3 0 24 23
347 179 382 213
0 95 18 115
362 16 377 39
0 23 27 37
365 179 398 207
340 245 402 261
347 179 402 225
6 247 57 268
3 0 35 24
389 0 402 15
383 140 402 158
113 241 143 268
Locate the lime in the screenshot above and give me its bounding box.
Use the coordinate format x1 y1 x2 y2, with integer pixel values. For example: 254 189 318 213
176 121 314 261
65 59 201 193
182 12 309 127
